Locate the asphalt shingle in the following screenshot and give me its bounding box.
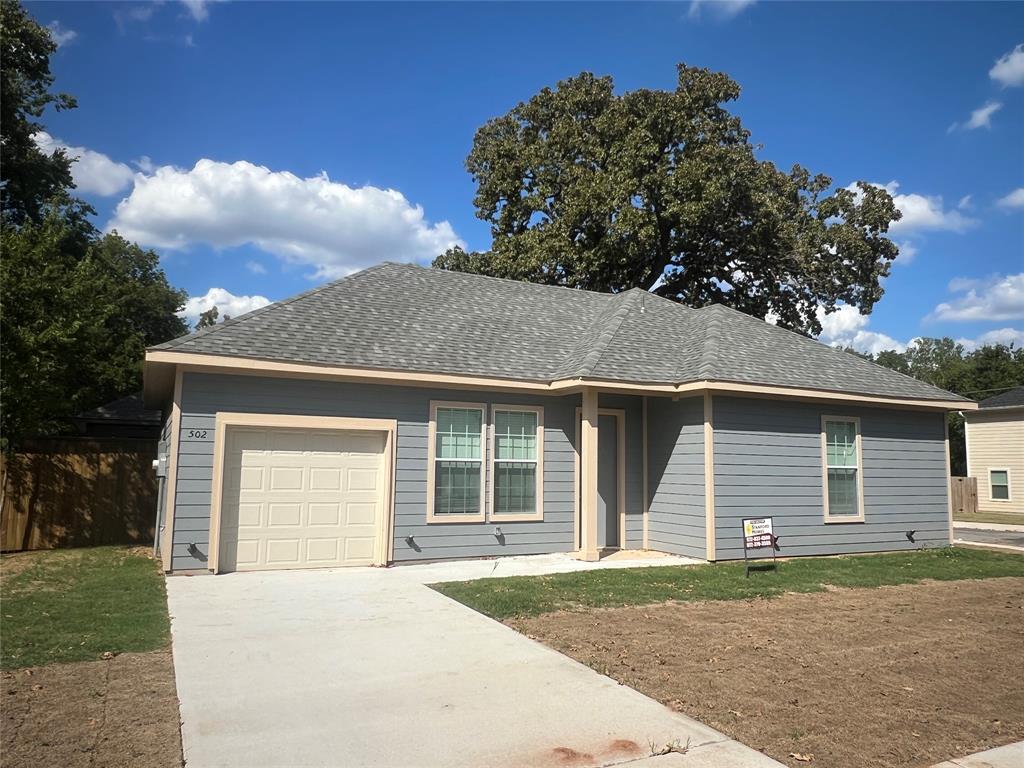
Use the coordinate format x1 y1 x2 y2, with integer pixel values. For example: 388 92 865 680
153 262 968 403
979 385 1024 409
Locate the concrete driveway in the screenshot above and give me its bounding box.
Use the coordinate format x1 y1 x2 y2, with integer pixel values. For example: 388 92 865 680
954 524 1024 552
166 567 781 768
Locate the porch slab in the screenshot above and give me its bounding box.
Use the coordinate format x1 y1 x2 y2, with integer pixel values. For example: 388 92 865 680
394 550 705 584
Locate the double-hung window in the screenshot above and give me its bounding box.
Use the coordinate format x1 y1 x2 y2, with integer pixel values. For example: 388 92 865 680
822 416 864 522
989 469 1011 502
491 405 544 521
428 402 486 522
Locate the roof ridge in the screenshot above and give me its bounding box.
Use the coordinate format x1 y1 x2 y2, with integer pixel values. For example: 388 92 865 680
416 262 637 301
696 304 724 380
151 263 395 352
576 291 642 378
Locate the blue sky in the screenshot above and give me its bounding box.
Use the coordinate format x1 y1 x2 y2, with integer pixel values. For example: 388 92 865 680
28 0 1024 352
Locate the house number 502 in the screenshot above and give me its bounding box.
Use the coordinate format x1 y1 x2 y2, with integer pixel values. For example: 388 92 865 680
187 429 208 439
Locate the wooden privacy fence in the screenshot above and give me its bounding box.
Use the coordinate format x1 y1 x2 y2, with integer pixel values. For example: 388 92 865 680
1 438 157 552
950 476 978 516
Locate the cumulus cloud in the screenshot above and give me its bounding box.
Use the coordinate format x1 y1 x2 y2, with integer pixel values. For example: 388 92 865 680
816 305 906 355
848 181 977 234
996 187 1024 210
46 21 77 47
179 287 272 326
687 0 756 20
990 43 1024 88
948 101 1003 132
108 159 463 278
957 327 1024 351
32 132 135 196
930 274 1024 322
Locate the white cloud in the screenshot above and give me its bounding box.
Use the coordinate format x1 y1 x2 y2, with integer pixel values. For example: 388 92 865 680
109 159 462 278
32 132 135 196
245 260 267 274
956 327 1024 351
930 274 1024 322
46 21 77 47
957 194 972 210
851 181 978 234
816 305 906 355
893 241 918 266
996 187 1024 210
179 0 212 22
687 0 756 20
950 100 1003 132
179 287 272 325
990 43 1024 88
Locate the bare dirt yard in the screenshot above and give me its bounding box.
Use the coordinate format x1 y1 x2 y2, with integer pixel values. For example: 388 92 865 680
1 649 182 768
512 578 1024 768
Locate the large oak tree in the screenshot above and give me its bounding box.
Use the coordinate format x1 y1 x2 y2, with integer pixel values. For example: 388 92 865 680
434 64 902 336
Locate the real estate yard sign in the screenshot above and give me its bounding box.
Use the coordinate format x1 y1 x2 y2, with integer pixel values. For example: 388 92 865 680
742 517 777 577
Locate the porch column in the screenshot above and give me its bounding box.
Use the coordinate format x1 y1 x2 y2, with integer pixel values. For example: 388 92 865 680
578 387 601 561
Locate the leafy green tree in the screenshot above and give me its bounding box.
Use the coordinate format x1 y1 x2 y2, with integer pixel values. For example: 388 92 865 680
0 2 188 447
1 217 188 442
0 2 77 224
434 64 901 336
196 307 220 330
868 339 1024 475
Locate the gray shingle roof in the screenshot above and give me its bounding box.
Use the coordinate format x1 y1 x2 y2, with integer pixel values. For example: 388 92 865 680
979 385 1024 409
153 262 968 403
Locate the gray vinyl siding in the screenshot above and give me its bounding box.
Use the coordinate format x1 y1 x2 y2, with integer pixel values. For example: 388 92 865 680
170 372 578 570
712 396 950 560
154 410 173 557
598 394 644 549
646 396 706 558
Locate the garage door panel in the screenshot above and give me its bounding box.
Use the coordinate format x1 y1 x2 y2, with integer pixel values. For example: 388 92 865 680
309 503 341 526
310 467 342 490
267 503 302 527
306 539 340 562
347 468 379 492
220 427 386 572
266 539 301 565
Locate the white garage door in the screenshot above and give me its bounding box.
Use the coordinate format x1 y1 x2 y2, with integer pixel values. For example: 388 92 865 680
219 427 387 572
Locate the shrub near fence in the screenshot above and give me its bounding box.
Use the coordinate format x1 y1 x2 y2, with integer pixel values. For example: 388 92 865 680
0 438 157 552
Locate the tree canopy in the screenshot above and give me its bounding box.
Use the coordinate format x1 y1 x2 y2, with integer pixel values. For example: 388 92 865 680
0 2 188 447
434 64 902 336
862 338 1024 474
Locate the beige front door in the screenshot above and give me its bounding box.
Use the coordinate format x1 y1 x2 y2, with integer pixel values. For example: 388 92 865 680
219 427 386 572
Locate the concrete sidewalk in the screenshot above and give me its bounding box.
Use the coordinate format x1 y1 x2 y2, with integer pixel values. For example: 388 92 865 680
167 567 781 768
931 740 1024 767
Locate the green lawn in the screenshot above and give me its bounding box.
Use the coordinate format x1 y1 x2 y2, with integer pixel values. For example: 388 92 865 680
433 548 1024 620
0 546 170 669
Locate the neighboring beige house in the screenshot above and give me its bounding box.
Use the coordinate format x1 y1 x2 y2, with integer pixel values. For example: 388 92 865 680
964 385 1024 515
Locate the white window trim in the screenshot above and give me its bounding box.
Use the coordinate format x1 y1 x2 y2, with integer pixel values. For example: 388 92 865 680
988 467 1012 503
426 400 487 524
489 404 545 522
821 414 866 524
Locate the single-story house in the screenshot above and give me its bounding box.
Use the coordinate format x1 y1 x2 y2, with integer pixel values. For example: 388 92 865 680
143 263 974 573
964 385 1024 515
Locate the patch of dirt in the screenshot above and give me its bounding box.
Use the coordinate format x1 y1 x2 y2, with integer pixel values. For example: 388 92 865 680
512 578 1024 768
1 649 182 768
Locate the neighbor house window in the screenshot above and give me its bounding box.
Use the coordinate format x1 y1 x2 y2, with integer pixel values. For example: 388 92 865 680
989 469 1011 502
822 416 864 523
491 405 544 521
428 402 486 522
